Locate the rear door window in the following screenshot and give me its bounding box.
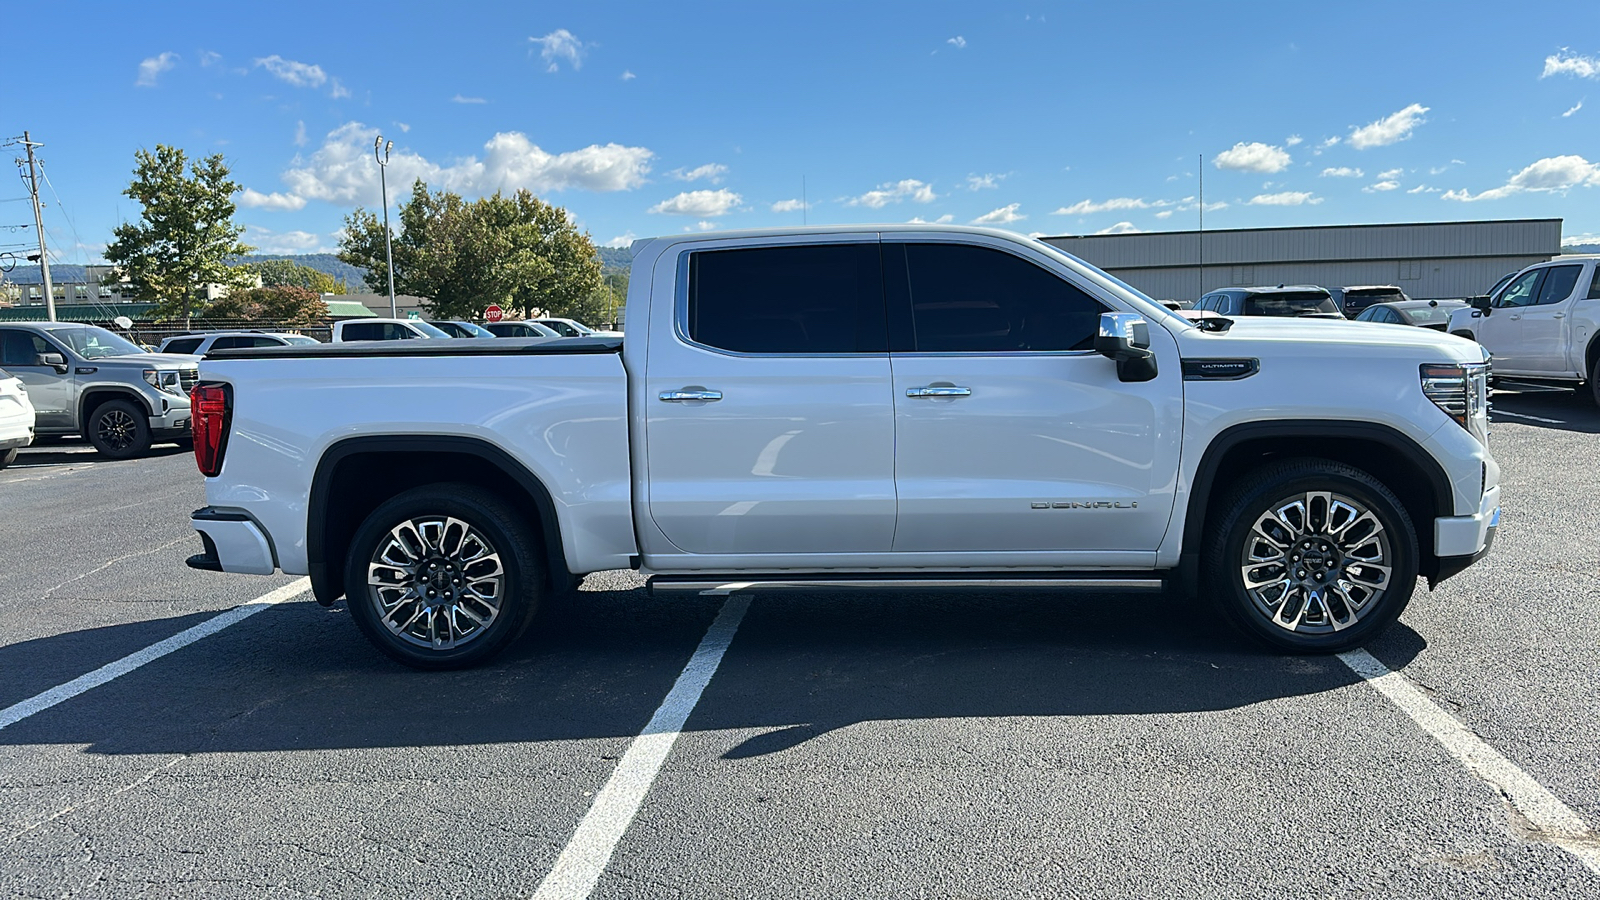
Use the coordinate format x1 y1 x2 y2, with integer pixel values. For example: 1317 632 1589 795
209 336 251 350
164 337 205 354
895 243 1106 352
1534 265 1582 305
340 323 383 341
687 243 885 353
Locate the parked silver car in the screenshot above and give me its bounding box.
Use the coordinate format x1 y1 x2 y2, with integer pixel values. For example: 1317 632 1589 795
0 323 197 459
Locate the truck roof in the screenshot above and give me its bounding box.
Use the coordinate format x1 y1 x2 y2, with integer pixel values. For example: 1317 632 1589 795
630 223 1037 256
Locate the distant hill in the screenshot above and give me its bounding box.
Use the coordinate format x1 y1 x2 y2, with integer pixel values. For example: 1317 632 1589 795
1563 242 1600 255
597 246 631 274
233 253 371 288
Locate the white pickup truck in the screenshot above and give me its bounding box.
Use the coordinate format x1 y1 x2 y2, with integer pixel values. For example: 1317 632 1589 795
186 225 1500 668
1447 254 1600 403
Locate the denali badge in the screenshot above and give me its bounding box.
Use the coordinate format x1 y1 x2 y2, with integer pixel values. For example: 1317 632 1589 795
1031 500 1139 509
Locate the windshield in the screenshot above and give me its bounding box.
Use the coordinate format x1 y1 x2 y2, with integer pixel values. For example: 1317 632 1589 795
1243 292 1339 317
538 319 588 337
1400 303 1463 326
411 321 452 338
1345 288 1406 309
282 335 320 345
457 322 496 338
46 325 147 358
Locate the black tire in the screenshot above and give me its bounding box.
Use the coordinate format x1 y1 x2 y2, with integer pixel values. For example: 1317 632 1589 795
1202 458 1418 654
86 399 152 459
0 447 16 468
1589 354 1600 408
344 483 543 669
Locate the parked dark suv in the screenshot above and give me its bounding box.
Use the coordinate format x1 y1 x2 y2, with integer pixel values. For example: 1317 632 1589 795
1192 286 1343 319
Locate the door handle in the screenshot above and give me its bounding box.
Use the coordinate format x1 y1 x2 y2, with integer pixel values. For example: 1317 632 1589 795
906 385 972 398
1553 313 1566 319
659 389 722 402
1508 314 1521 320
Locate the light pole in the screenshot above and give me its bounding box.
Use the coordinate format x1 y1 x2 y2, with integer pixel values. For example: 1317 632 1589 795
374 136 396 317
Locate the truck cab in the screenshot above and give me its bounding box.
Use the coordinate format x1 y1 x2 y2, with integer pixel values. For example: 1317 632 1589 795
1449 255 1600 400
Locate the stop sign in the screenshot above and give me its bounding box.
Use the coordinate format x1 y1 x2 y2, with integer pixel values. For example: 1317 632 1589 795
484 304 504 323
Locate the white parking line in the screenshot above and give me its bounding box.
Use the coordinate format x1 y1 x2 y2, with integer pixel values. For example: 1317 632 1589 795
0 578 311 732
531 594 752 900
1339 649 1600 875
1492 409 1566 425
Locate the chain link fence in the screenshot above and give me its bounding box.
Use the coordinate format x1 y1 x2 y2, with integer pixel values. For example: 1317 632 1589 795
125 320 332 349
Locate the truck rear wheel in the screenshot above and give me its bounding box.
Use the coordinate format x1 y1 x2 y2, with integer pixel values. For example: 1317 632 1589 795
1202 458 1418 653
344 483 543 669
87 399 152 459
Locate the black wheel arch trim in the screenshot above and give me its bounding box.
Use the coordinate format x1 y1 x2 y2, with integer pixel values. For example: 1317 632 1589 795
307 435 570 607
78 387 156 432
1176 419 1456 590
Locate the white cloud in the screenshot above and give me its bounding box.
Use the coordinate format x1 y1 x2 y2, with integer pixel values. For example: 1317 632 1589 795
1095 222 1142 235
394 122 411 133
254 55 327 88
1285 134 1304 146
693 221 718 231
1052 197 1151 215
603 231 637 248
908 214 955 224
452 94 487 104
621 70 636 81
1543 51 1599 79
1378 167 1403 180
1154 210 1173 219
1563 99 1584 117
278 122 653 207
199 51 221 68
1407 184 1441 194
649 189 742 217
1321 166 1364 178
1320 136 1341 148
972 203 1026 225
846 179 937 208
136 52 178 87
1349 103 1429 149
771 199 810 213
1562 232 1600 246
1214 142 1292 173
1363 180 1400 192
1442 154 1600 201
947 36 967 49
329 78 350 100
530 29 586 72
966 173 1005 190
294 121 307 147
239 188 307 211
1247 191 1322 206
668 163 728 183
245 225 331 254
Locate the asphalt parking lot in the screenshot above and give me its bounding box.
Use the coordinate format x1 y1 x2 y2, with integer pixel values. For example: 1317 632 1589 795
2 390 1598 899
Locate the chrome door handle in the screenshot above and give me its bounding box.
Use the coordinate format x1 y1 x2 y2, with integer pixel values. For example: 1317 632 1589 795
906 385 972 398
1508 314 1521 320
659 389 722 402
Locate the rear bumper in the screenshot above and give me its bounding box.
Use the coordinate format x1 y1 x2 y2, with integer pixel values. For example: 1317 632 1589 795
188 507 277 575
0 430 32 450
1430 485 1499 586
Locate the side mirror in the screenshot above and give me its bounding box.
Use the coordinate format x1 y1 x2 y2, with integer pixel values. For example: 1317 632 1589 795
1093 312 1159 383
1469 295 1491 313
36 352 68 373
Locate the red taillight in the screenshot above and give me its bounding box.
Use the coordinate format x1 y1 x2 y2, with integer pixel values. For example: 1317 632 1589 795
190 383 232 477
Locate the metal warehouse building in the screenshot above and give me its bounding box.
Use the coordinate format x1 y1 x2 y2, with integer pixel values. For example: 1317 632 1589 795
1041 218 1562 303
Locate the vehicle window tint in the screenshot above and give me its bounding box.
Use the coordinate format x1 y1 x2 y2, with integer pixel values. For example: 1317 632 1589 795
341 323 382 341
1243 291 1338 317
900 243 1105 352
1496 270 1542 308
1534 265 1581 306
248 336 285 347
539 320 582 337
209 336 249 350
1195 294 1222 312
687 243 885 353
0 331 46 366
164 338 204 354
1589 267 1600 300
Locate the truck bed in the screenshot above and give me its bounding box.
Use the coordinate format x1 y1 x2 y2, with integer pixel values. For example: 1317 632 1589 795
206 336 622 360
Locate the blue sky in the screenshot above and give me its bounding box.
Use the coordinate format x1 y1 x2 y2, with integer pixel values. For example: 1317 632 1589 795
6 0 1599 264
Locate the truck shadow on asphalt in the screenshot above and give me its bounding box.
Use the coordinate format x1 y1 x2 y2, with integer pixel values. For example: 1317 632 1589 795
0 582 1427 758
7 441 189 470
1489 389 1599 433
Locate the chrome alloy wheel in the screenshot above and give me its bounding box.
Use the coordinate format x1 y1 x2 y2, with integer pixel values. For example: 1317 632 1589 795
96 408 139 451
366 517 505 650
1238 491 1392 634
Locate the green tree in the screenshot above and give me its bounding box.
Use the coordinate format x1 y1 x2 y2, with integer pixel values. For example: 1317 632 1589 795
102 145 255 324
204 285 328 325
247 258 346 294
338 181 601 321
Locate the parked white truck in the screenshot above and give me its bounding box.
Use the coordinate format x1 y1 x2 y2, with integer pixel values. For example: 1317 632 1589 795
186 226 1500 668
1447 254 1600 403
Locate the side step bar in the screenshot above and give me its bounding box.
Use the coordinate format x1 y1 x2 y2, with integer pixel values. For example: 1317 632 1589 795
647 574 1165 597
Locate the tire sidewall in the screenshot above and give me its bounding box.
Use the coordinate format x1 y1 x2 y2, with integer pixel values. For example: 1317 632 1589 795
344 486 541 670
87 399 151 459
1209 463 1419 653
0 447 16 468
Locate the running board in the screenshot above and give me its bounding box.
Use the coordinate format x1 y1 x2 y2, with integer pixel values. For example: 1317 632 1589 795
647 573 1165 597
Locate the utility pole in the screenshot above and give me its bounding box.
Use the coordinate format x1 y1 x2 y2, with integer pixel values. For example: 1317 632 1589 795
19 131 55 322
1197 153 1204 302
374 136 396 317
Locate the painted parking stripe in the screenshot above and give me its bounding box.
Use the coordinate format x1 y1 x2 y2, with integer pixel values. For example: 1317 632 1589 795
0 578 311 732
531 594 752 900
1339 649 1600 875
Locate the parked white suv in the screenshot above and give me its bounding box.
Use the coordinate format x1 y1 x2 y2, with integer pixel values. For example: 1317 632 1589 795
187 225 1498 668
159 332 321 355
1447 255 1600 402
0 366 36 468
332 319 454 342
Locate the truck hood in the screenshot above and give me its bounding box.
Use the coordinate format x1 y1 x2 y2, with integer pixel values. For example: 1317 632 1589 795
1173 315 1487 363
91 353 201 368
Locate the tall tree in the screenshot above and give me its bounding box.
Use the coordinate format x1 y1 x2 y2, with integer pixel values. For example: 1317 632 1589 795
339 181 601 321
102 145 256 324
204 285 329 324
247 258 347 294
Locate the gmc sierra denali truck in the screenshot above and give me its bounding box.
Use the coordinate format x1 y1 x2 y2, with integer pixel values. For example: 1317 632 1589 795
186 225 1499 669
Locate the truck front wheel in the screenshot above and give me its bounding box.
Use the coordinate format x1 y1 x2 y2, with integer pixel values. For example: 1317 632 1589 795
87 399 152 459
344 484 544 669
1203 458 1418 653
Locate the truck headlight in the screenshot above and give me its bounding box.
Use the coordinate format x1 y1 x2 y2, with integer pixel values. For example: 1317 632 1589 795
142 368 183 395
1421 362 1489 442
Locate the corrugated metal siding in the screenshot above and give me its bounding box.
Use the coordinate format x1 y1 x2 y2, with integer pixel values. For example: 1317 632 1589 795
1114 257 1549 302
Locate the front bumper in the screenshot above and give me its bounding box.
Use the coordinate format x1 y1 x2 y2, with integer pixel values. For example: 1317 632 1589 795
188 507 277 575
150 404 191 435
1429 484 1500 586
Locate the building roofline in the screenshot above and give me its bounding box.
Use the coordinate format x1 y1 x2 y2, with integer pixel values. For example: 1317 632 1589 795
1040 217 1563 240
